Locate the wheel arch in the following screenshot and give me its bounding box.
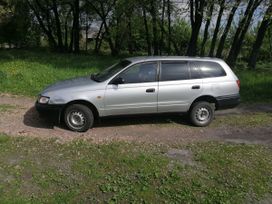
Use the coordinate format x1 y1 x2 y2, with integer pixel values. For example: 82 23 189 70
190 95 218 111
61 100 99 119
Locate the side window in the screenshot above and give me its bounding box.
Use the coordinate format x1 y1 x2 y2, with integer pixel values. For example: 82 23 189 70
160 61 190 81
189 63 202 79
192 61 226 78
118 62 157 84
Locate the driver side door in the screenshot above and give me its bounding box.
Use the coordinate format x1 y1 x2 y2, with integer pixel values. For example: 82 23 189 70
104 62 159 116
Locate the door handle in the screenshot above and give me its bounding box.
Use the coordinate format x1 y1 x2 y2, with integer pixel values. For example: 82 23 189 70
146 88 155 93
192 85 200 89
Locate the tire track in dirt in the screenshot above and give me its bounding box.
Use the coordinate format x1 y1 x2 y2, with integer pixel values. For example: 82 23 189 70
0 93 272 145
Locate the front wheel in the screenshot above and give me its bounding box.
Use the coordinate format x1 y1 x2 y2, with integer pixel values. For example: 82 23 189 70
64 104 94 132
189 102 215 127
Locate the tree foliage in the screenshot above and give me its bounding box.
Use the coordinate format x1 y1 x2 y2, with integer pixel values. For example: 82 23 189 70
0 0 271 68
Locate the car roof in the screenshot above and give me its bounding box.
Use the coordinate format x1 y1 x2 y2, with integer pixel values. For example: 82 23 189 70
125 56 224 64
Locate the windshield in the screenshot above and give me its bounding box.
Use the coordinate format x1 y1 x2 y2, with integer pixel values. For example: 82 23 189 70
93 60 131 82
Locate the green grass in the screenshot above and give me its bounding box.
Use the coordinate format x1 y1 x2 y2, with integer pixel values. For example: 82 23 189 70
0 49 117 96
0 104 15 112
235 68 272 103
213 112 272 127
0 134 271 203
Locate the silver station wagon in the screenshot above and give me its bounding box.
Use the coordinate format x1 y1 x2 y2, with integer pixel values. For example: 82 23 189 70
36 57 240 132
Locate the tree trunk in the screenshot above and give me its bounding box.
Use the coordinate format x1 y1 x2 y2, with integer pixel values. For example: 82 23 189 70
186 0 205 56
227 0 256 65
269 26 272 58
200 2 214 56
26 0 58 50
128 16 133 55
216 0 241 58
87 0 118 55
167 0 171 55
99 1 118 56
52 0 63 51
73 0 80 53
64 16 68 50
85 14 88 51
209 0 225 57
94 22 104 53
227 0 263 67
150 1 159 55
97 31 105 53
248 4 272 69
187 24 200 56
143 8 152 55
69 14 75 52
104 20 118 56
159 0 166 55
114 16 123 56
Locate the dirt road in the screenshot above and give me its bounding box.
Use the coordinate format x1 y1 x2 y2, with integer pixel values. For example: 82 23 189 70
0 94 271 145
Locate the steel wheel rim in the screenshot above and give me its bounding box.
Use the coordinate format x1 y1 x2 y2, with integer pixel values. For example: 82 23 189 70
195 107 210 122
67 111 86 129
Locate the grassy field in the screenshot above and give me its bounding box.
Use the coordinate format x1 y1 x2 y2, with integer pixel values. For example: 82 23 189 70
235 66 272 103
0 49 117 96
0 134 271 203
0 49 272 102
212 112 272 127
1 49 272 203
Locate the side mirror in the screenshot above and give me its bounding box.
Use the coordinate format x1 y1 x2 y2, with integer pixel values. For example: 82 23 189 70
110 77 125 85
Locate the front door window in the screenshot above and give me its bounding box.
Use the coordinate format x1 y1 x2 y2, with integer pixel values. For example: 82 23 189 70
118 62 158 84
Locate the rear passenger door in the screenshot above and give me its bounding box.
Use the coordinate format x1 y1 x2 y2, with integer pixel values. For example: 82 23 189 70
158 61 203 113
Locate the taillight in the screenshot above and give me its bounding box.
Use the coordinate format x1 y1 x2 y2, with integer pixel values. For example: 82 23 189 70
236 80 240 89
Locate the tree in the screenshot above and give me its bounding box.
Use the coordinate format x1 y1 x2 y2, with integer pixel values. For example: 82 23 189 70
27 0 57 50
208 0 225 57
52 0 64 51
0 0 33 47
26 0 80 52
150 0 159 55
200 2 214 56
167 0 171 55
227 0 263 67
87 0 120 56
187 0 206 56
72 0 80 53
159 0 166 55
248 2 272 69
216 0 241 58
142 6 152 55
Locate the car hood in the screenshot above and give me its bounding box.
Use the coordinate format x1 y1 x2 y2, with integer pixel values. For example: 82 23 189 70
41 76 101 95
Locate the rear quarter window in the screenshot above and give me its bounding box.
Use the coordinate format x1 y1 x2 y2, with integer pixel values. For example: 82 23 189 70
190 61 226 78
160 61 190 81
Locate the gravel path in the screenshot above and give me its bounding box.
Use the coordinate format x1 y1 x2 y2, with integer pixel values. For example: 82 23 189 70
0 93 271 145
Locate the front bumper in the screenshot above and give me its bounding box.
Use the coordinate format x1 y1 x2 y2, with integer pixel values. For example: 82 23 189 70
216 94 240 110
35 102 65 123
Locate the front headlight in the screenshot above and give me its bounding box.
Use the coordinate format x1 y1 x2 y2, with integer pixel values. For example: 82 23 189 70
38 96 50 104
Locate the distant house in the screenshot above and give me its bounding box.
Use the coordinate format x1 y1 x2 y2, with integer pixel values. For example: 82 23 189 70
81 30 100 40
81 21 103 41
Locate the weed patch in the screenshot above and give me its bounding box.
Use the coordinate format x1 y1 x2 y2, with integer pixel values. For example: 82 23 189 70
0 135 271 203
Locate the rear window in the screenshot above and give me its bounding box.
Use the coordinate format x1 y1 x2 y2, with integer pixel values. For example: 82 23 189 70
160 61 190 81
190 61 226 78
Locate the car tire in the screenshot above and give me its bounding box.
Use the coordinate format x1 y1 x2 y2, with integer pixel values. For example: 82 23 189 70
64 104 94 132
189 101 215 127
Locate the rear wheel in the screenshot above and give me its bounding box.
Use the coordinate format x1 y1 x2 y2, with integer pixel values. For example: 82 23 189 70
189 102 214 127
64 104 94 132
